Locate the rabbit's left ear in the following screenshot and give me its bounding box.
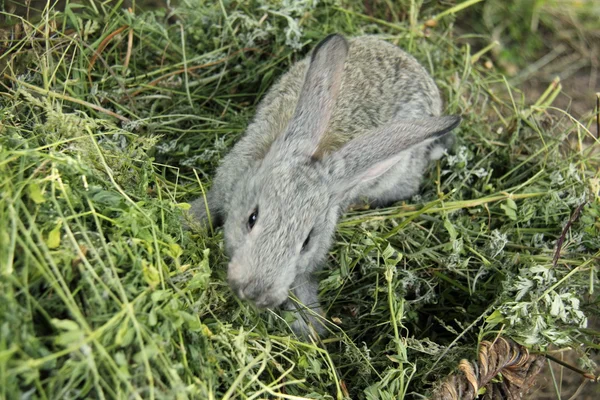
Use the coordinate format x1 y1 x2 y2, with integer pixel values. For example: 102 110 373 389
276 34 349 158
327 116 461 199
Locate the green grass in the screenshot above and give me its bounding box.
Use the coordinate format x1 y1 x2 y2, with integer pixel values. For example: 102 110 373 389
1 0 599 399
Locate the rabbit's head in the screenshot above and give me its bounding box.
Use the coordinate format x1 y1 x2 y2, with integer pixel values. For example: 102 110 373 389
224 34 460 309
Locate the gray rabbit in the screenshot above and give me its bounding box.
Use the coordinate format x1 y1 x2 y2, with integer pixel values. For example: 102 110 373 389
188 34 460 337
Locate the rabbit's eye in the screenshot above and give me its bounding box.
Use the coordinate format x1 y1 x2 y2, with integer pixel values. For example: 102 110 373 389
301 232 311 252
247 208 258 231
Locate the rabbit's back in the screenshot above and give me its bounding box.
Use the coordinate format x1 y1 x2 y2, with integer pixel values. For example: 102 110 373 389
251 36 442 157
206 36 445 217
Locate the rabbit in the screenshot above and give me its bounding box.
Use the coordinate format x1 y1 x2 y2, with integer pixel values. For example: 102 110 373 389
187 34 460 337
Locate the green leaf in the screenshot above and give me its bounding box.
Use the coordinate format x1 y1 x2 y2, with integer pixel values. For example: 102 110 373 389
176 202 191 211
550 294 563 317
149 308 158 326
114 352 127 366
47 221 62 249
485 310 506 325
187 271 210 291
309 358 322 375
92 189 123 206
180 311 202 332
115 320 128 345
51 318 79 331
115 321 135 348
500 199 518 221
382 243 402 267
444 218 458 241
151 290 170 303
27 182 45 204
0 345 17 363
506 197 517 210
143 261 161 288
133 343 159 364
55 330 84 347
168 243 182 259
188 249 211 290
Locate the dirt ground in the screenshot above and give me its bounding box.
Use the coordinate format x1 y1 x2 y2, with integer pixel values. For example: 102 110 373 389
522 66 598 120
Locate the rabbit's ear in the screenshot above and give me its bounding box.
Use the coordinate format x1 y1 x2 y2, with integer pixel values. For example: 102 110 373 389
328 116 461 197
279 34 349 157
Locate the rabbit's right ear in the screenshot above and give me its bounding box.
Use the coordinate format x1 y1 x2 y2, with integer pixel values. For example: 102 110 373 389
276 34 349 158
327 116 461 201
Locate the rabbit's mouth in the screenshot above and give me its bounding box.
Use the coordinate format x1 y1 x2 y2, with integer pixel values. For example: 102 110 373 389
254 292 288 309
228 262 290 308
233 282 289 309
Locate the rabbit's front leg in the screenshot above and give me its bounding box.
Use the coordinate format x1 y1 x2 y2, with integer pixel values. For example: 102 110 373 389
283 272 328 338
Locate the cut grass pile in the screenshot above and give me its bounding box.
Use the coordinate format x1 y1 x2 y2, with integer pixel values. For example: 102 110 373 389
1 0 599 398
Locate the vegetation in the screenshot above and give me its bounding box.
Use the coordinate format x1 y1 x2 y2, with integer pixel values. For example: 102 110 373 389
0 0 598 398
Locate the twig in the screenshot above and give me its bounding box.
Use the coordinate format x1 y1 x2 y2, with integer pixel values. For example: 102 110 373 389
545 353 598 382
567 380 589 400
5 74 130 123
73 36 138 113
596 92 600 139
428 0 484 23
340 192 546 226
123 8 134 74
129 47 260 98
87 25 128 81
552 202 586 268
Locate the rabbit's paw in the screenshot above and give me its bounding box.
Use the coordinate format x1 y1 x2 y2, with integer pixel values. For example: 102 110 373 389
287 309 328 340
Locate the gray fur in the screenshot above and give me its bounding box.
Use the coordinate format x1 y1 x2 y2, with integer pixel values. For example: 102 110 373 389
188 34 461 337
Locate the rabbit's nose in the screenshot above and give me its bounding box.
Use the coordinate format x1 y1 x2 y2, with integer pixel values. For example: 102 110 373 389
240 282 277 308
228 260 243 282
227 261 244 290
239 280 262 302
227 260 255 300
228 279 250 301
228 261 278 306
